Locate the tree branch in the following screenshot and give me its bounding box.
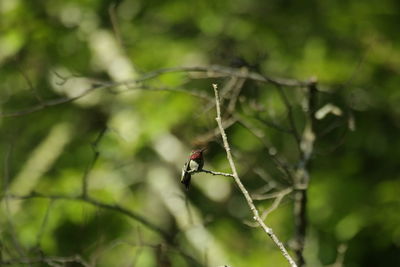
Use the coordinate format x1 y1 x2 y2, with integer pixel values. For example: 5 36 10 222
5 192 172 241
196 169 234 178
0 254 90 267
292 77 318 267
212 84 297 267
136 65 309 87
0 65 310 118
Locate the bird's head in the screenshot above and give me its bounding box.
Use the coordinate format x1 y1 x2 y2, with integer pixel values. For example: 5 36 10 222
190 148 206 160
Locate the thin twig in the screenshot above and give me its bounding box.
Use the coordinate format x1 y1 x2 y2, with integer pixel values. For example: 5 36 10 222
245 187 293 228
253 116 293 134
194 116 237 144
235 115 293 183
197 169 234 178
275 84 301 146
108 3 123 47
227 68 248 114
82 128 107 198
253 187 293 201
16 63 43 103
212 83 297 267
260 188 293 220
35 200 54 248
202 75 239 114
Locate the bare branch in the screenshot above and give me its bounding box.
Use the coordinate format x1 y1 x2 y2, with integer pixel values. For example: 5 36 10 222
0 254 91 267
212 83 297 267
136 66 309 87
0 65 309 118
292 78 318 267
5 192 172 241
196 169 234 178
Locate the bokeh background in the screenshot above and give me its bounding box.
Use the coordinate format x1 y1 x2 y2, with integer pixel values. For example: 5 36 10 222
1 0 399 266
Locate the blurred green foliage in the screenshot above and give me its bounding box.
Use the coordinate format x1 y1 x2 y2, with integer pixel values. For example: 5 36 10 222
1 0 400 266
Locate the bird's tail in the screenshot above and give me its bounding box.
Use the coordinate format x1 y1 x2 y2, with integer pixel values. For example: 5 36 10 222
181 172 191 190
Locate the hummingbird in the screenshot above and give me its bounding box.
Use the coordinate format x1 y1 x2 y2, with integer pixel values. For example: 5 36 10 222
181 148 206 190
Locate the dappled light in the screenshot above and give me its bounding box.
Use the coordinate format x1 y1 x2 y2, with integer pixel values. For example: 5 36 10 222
1 0 399 266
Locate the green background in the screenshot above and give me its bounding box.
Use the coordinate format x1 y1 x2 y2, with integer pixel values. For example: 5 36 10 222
1 0 399 266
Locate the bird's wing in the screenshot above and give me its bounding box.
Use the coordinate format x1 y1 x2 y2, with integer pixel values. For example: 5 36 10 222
184 160 191 171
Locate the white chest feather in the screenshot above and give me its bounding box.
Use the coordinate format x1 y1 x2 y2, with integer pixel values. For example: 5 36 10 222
189 159 200 171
